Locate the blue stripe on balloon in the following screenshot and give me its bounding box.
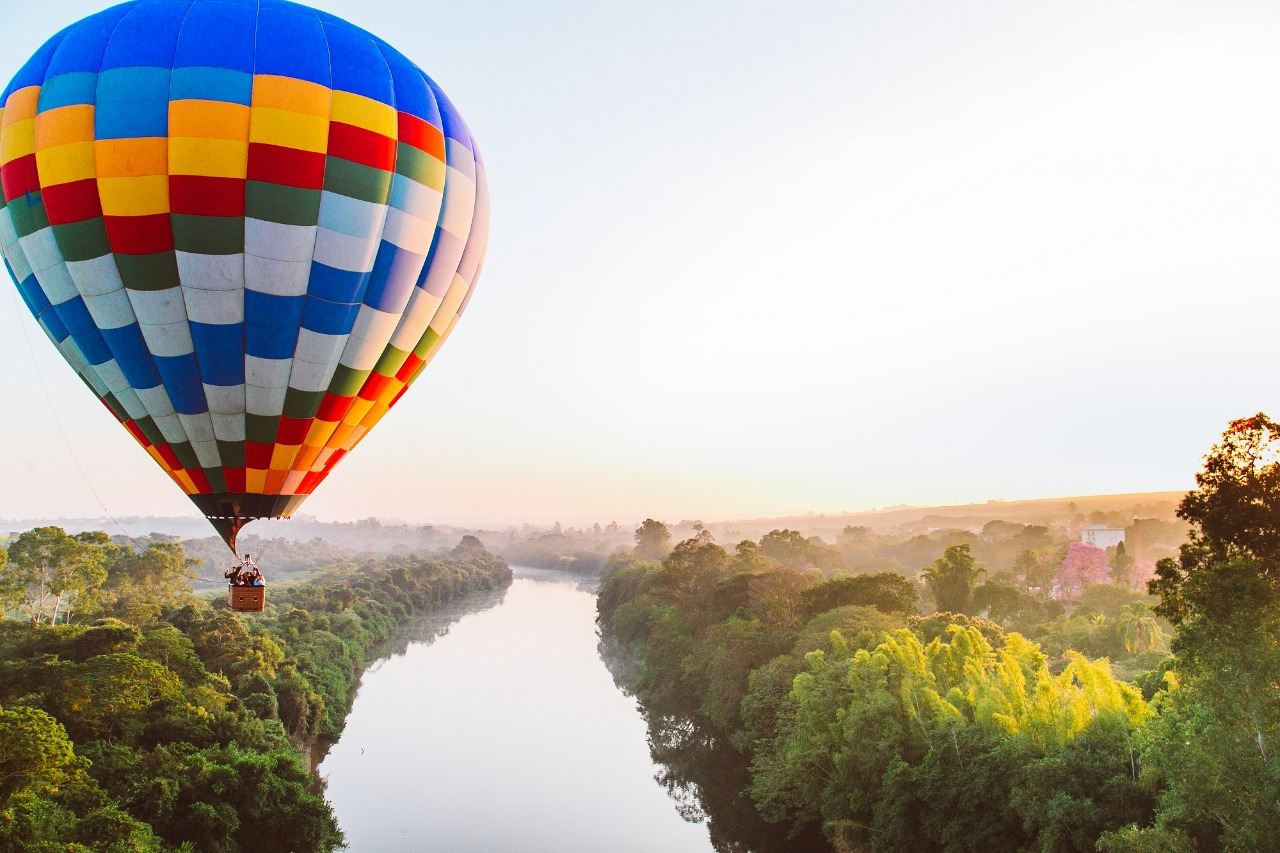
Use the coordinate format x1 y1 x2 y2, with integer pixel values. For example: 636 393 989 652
2 26 71 100
42 308 70 343
102 324 163 389
254 5 332 87
306 262 367 304
245 291 304 359
94 67 171 139
58 297 113 365
14 271 51 316
376 40 441 126
95 98 169 139
190 322 246 384
96 65 171 101
173 0 256 72
99 0 189 71
44 4 134 78
37 73 98 111
319 16 393 104
300 297 360 336
363 243 400 311
425 76 474 154
170 67 253 104
155 352 208 414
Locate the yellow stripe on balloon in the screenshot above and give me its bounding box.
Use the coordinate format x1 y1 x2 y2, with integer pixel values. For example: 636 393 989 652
173 469 198 494
0 117 35 165
97 175 170 216
269 442 300 471
169 137 248 178
248 108 329 152
246 467 268 493
330 90 396 137
35 141 96 186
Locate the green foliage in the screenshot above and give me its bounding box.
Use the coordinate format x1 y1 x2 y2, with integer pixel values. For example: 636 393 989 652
1 527 107 624
921 544 986 615
633 519 673 559
799 573 919 619
0 533 512 851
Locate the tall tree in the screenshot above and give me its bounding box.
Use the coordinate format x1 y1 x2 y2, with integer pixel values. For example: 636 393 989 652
1 528 106 624
921 544 985 615
634 519 673 559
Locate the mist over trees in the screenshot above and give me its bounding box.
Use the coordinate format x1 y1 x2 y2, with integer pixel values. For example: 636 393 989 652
594 417 1280 852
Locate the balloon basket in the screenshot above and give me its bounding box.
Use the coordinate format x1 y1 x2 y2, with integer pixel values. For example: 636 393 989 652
228 585 266 612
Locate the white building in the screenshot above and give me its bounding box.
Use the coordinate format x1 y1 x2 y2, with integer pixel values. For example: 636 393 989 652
1081 524 1125 549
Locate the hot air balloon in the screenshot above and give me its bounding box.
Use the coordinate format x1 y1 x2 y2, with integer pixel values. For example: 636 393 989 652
0 0 489 553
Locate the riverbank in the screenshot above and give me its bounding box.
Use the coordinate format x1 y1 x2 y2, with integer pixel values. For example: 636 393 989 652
318 566 714 852
0 530 511 852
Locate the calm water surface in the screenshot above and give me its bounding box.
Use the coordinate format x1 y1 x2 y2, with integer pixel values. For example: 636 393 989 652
318 566 715 852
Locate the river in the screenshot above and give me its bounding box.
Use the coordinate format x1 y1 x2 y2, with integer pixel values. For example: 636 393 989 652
318 566 717 852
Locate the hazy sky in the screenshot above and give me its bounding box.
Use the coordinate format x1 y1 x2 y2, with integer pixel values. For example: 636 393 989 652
3 0 1279 527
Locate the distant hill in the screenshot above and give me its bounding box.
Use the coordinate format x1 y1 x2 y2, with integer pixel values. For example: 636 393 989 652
696 491 1186 543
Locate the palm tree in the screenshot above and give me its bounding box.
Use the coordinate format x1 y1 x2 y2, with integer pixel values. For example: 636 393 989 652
1116 601 1165 654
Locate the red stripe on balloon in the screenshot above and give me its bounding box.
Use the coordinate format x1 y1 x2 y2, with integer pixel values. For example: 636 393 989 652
297 471 323 494
123 418 150 446
395 353 423 382
328 122 396 171
316 392 352 422
187 468 212 493
245 441 273 469
156 443 182 470
224 467 246 492
247 143 326 190
104 214 174 254
397 113 445 160
170 175 246 216
358 371 391 401
0 153 39 202
389 386 408 407
275 416 310 446
42 179 101 224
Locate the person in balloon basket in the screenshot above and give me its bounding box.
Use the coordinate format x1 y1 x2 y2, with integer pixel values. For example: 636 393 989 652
225 562 244 587
242 555 264 587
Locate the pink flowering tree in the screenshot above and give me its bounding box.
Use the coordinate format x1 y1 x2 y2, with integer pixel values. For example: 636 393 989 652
1056 542 1111 599
1129 560 1158 590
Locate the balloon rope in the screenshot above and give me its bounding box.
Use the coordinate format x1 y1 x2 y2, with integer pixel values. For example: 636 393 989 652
5 285 144 552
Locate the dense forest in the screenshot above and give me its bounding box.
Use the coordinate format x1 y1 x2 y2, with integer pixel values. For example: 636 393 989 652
598 416 1280 852
0 532 510 851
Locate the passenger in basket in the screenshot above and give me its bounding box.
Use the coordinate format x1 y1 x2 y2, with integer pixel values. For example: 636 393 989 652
225 563 243 586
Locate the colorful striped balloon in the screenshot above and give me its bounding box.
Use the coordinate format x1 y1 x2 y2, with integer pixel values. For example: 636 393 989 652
0 0 489 551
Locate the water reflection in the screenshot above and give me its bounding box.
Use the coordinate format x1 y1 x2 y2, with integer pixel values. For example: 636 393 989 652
319 567 713 852
599 635 831 853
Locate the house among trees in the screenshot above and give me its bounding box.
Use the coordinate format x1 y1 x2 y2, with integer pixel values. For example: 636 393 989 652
1080 524 1125 549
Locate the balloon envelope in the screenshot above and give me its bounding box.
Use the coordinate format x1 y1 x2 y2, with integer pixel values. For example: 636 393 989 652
0 0 489 551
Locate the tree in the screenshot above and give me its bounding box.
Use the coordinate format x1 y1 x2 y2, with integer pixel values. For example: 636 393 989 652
1153 413 1280 624
1114 602 1164 654
799 573 919 619
97 542 197 620
1111 541 1136 587
1015 548 1057 597
1 527 106 624
1057 542 1110 600
921 544 985 615
634 519 672 559
759 530 811 569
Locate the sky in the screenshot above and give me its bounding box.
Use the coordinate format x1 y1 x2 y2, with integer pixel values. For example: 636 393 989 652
2 0 1279 527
